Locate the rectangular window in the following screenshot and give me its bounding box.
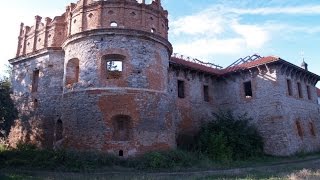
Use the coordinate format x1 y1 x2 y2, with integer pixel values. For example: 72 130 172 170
244 81 252 98
287 79 293 96
297 82 303 98
31 70 39 92
178 80 185 98
203 85 209 102
307 85 311 100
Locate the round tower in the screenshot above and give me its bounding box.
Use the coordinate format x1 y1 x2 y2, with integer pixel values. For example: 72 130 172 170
60 0 174 157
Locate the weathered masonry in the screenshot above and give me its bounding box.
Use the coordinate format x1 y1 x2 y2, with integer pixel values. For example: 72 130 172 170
8 0 320 157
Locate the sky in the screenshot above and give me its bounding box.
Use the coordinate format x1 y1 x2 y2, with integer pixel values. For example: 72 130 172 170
0 0 319 87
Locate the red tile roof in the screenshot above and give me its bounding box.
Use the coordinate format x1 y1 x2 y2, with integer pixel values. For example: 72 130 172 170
317 88 320 97
223 56 280 73
170 57 224 75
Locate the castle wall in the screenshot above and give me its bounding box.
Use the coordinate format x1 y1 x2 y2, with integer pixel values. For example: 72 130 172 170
8 50 65 148
59 30 174 157
214 65 320 156
168 68 217 135
277 73 320 154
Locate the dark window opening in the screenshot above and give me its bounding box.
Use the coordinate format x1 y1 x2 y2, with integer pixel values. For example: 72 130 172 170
55 119 63 141
287 79 293 96
203 85 209 102
309 122 316 137
297 82 303 98
296 120 303 138
112 115 131 141
244 81 252 98
33 99 38 108
31 70 39 92
307 86 311 100
119 150 124 157
178 80 185 98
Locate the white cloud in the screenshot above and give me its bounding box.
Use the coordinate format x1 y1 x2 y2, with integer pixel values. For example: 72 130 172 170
228 5 320 15
231 23 269 49
171 11 225 36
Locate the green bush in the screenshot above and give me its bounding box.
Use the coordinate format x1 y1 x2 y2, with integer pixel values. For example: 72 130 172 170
196 110 264 161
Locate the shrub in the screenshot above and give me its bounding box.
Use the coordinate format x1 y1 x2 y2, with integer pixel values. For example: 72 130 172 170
195 110 264 161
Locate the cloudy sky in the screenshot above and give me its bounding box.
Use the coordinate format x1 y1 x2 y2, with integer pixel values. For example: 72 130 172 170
0 0 319 86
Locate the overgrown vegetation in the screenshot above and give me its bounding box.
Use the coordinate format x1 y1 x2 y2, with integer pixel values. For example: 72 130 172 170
195 110 264 161
0 65 18 138
0 110 267 171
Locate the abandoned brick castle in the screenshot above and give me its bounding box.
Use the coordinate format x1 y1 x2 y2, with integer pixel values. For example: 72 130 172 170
8 0 320 157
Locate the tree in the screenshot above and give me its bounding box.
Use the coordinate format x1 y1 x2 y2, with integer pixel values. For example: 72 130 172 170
195 110 264 161
0 65 17 138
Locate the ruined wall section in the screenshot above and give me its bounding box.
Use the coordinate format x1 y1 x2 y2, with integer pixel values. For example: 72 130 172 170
214 64 291 156
8 50 65 148
276 73 320 154
16 15 68 57
215 64 320 156
168 65 218 136
16 0 168 58
59 29 173 157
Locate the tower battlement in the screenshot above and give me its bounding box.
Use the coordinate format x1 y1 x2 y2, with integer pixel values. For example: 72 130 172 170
16 0 169 57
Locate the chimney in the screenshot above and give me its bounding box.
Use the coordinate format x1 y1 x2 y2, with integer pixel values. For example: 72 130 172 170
301 60 308 71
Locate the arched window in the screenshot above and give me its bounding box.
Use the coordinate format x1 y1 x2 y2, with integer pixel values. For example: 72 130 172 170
103 54 125 79
65 58 80 85
55 119 63 141
112 115 132 141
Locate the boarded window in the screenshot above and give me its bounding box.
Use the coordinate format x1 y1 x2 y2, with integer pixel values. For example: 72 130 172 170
31 70 40 92
55 119 63 141
309 122 316 137
296 120 303 138
297 82 303 98
203 85 209 102
112 115 131 141
287 79 293 96
178 80 185 98
244 81 252 98
307 86 311 100
65 58 80 85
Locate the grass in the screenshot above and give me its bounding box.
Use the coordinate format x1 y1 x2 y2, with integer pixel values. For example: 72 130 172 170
0 144 320 179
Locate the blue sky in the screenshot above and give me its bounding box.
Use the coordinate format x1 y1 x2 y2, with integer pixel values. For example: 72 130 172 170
0 0 319 87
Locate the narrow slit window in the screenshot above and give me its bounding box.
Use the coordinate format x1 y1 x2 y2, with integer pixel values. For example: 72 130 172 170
287 79 292 96
32 70 40 92
203 85 209 102
244 81 252 98
178 80 185 98
307 85 311 100
309 122 316 137
297 82 303 98
296 120 303 138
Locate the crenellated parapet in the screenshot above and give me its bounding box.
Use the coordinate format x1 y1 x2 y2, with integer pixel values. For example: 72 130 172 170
15 0 169 58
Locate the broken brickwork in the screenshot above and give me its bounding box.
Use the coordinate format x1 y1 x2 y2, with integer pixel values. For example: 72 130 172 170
8 0 320 157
